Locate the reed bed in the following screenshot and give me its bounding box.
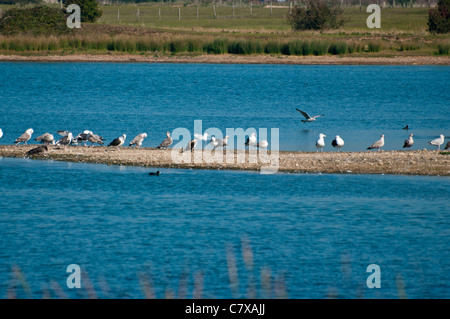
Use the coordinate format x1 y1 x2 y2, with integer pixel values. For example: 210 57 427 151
1 33 442 56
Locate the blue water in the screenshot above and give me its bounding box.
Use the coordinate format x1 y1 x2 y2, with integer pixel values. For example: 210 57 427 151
0 63 449 151
0 158 449 299
0 63 449 299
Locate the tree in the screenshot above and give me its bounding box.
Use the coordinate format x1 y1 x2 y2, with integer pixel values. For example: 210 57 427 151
287 0 346 31
428 0 449 34
64 0 102 23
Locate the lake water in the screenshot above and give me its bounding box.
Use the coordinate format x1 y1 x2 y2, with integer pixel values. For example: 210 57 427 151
0 63 449 299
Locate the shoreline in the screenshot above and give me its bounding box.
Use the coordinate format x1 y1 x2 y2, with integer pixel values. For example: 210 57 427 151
1 145 449 176
1 54 449 65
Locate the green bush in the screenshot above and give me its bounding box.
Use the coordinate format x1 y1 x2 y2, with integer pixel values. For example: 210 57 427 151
0 5 69 35
437 43 450 55
287 0 346 31
328 42 348 55
428 0 449 34
64 0 102 23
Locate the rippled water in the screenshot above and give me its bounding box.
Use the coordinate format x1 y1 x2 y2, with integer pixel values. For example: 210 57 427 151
0 63 449 151
0 63 449 299
0 158 449 298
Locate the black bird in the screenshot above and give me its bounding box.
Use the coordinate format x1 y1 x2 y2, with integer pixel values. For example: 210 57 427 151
445 141 450 150
402 125 409 130
149 171 161 176
27 145 48 156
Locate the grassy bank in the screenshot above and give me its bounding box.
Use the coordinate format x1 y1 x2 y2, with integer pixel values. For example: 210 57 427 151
0 4 449 57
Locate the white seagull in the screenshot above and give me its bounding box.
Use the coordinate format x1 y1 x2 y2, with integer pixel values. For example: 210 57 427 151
316 133 326 152
0 128 3 139
74 130 92 146
156 131 173 149
108 134 126 149
296 108 324 123
210 136 229 149
331 135 344 151
428 134 445 150
403 134 414 149
14 128 34 145
257 140 269 149
129 133 148 148
245 133 257 147
194 133 210 141
88 133 104 146
367 134 385 151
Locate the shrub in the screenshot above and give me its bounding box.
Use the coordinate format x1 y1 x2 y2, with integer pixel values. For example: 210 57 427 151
437 43 450 55
64 0 102 23
328 41 348 55
0 5 69 35
428 0 449 34
287 0 346 31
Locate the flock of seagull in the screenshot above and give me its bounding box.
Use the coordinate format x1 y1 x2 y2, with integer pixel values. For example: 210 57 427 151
294 109 448 152
0 108 448 155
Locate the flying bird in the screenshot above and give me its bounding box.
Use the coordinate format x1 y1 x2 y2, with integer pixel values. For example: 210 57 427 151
0 128 3 139
14 128 34 145
316 133 326 152
296 108 324 123
129 133 148 148
156 131 173 149
367 134 385 151
245 133 257 147
331 135 344 152
403 134 414 148
108 134 126 148
26 145 48 156
428 134 445 150
35 133 55 145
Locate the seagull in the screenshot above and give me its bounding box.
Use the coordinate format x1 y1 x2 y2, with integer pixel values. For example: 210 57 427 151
182 138 197 153
245 133 257 148
316 133 326 152
210 136 229 149
73 130 92 146
14 128 34 145
156 131 173 149
87 132 104 146
129 133 148 148
403 134 414 148
56 131 73 147
445 141 450 150
331 135 344 151
367 134 385 151
0 128 3 139
194 133 209 141
26 145 48 156
428 134 445 150
402 125 409 130
296 108 324 123
35 133 55 145
257 140 269 149
108 134 126 148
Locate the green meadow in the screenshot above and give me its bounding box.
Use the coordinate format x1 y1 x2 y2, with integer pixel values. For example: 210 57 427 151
0 3 448 56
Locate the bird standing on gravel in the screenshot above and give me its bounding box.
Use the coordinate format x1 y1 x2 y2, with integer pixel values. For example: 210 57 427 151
156 131 173 149
428 135 445 150
316 133 326 152
108 134 126 149
35 133 55 145
129 133 148 148
403 134 414 149
367 135 385 151
331 135 344 152
14 128 34 145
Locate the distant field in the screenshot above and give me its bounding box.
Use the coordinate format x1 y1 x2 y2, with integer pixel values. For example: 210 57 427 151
95 4 431 33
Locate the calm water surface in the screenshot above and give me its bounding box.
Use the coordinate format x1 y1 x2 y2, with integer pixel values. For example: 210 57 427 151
0 63 449 299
